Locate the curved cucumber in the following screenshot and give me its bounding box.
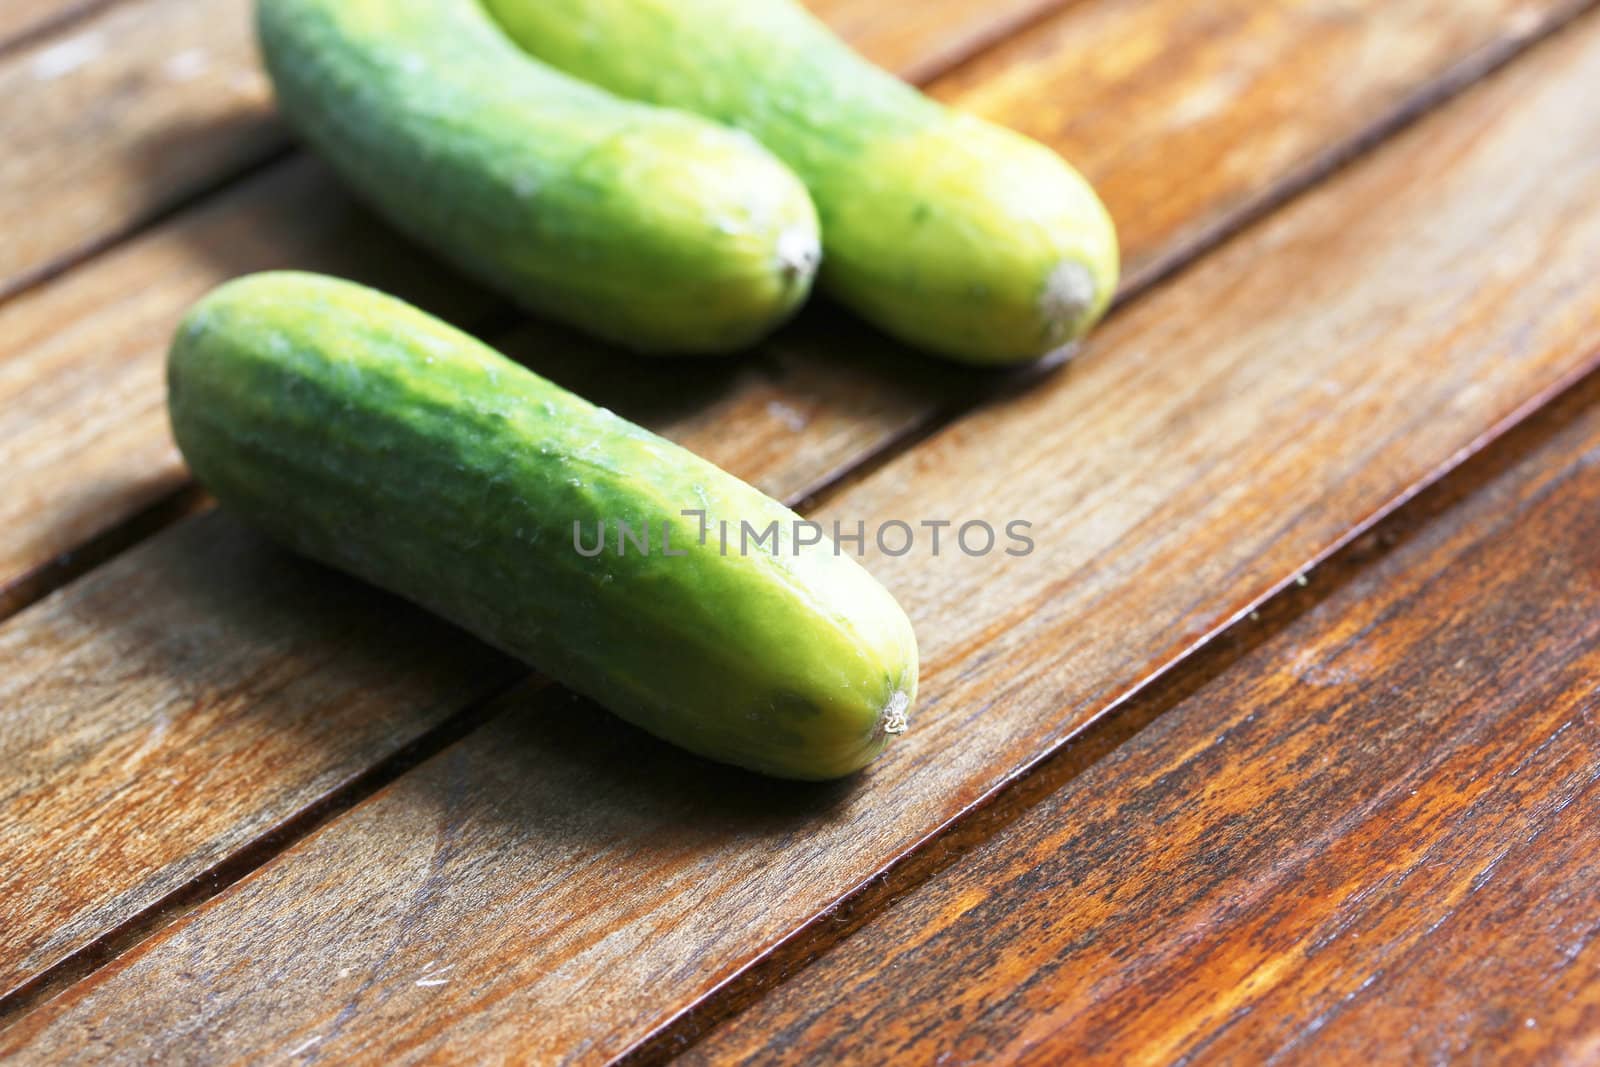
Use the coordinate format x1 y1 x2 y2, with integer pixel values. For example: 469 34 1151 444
256 0 821 355
168 273 919 780
482 0 1120 365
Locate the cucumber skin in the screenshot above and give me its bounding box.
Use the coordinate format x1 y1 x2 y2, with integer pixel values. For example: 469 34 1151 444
482 0 1120 365
256 0 821 356
168 273 919 780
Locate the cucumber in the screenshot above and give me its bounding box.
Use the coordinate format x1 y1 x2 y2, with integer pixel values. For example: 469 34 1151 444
482 0 1120 365
168 272 919 780
256 0 821 355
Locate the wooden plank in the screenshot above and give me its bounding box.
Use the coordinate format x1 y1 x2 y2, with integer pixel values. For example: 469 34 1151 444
686 344 1600 1067
2 0 1581 612
7 11 1600 1060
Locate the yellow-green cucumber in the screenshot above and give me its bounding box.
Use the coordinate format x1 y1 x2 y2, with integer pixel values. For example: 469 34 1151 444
168 272 919 780
483 0 1120 365
256 0 821 355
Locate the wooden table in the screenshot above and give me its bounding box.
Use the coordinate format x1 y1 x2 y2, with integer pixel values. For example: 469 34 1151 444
3 0 1599 1062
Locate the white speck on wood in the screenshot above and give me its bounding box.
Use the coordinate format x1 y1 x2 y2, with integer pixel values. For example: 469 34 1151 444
163 48 211 82
765 400 809 432
286 1034 324 1057
30 33 104 81
415 963 455 987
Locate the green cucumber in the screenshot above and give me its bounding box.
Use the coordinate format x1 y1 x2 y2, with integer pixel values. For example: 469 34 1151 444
256 0 821 355
168 272 919 780
482 0 1120 365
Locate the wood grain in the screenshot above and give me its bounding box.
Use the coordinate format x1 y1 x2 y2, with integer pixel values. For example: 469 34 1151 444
2 0 1581 613
7 12 1600 1060
0 0 277 298
0 0 106 54
0 515 523 999
688 338 1600 1067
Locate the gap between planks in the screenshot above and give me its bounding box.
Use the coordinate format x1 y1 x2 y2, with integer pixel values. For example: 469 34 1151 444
0 144 299 311
0 0 119 61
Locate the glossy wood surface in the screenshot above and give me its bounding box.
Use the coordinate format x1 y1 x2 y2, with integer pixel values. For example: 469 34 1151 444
3 0 1598 1062
4 7 1599 1061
